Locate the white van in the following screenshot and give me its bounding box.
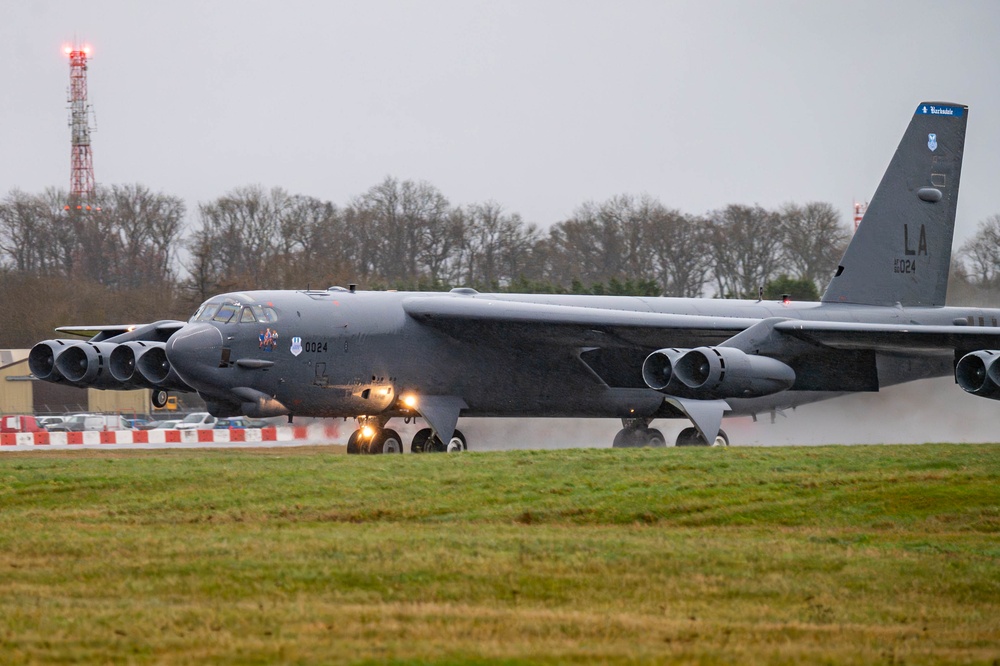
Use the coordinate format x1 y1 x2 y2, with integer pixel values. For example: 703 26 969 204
57 414 131 432
174 412 218 430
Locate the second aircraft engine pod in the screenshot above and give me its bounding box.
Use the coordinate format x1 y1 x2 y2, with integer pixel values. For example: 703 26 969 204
110 341 169 388
53 341 125 389
955 350 1000 399
643 346 795 399
134 343 191 391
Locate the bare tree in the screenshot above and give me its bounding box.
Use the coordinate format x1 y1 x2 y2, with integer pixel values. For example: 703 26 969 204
708 204 784 299
276 195 354 287
645 208 712 297
457 201 540 288
348 177 456 285
960 214 1000 291
97 184 185 289
0 189 50 273
190 185 289 291
779 201 850 291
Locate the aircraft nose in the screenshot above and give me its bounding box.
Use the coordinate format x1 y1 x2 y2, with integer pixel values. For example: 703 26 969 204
165 323 224 388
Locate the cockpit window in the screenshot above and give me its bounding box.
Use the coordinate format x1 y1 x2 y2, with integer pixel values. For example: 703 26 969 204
191 299 276 324
213 304 239 323
251 305 278 323
194 303 221 322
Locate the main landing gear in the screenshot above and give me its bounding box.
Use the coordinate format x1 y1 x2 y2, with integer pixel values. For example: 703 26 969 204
346 417 467 455
611 419 729 448
410 428 467 453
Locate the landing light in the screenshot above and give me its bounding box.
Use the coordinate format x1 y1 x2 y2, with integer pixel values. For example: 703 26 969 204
402 394 417 409
361 425 375 439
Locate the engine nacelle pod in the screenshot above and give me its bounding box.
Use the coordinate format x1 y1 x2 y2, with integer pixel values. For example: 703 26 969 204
644 346 794 398
28 340 78 382
668 346 794 399
956 350 1000 399
641 348 688 392
110 341 168 388
135 344 192 392
54 341 131 389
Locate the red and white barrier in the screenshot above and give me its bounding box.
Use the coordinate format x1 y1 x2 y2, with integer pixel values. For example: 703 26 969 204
0 424 342 447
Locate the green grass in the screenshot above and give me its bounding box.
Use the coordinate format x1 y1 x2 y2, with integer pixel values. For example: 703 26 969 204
0 444 998 664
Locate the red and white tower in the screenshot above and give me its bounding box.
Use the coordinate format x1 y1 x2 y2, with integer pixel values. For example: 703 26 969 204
853 201 867 232
64 43 96 208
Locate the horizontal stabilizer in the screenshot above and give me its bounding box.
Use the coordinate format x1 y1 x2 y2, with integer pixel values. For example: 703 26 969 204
774 319 1000 353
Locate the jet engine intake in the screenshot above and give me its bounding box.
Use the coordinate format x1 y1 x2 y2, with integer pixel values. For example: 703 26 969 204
28 340 77 383
640 348 687 392
53 341 130 389
110 341 169 388
643 346 795 399
955 350 1000 399
134 343 191 391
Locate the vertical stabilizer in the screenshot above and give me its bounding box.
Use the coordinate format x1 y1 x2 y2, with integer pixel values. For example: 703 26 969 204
822 102 967 306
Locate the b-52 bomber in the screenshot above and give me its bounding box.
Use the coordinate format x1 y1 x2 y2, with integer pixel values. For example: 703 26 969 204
29 102 1000 452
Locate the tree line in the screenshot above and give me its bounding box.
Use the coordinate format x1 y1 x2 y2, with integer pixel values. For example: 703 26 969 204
1 178 998 347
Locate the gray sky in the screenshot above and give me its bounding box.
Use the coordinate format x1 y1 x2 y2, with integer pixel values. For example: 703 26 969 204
3 0 999 242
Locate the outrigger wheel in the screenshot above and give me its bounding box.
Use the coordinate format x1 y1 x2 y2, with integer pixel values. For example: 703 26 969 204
151 389 168 409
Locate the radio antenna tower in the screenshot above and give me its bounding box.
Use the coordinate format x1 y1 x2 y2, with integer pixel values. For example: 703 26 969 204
64 43 96 210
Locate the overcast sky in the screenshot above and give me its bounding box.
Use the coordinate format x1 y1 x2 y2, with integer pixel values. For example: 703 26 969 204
2 1 999 242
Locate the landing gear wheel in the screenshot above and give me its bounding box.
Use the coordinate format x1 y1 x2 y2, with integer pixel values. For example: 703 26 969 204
368 428 403 454
675 427 730 447
675 427 701 447
151 389 168 409
612 427 667 448
710 430 730 447
347 429 362 454
411 428 433 453
410 428 466 453
612 428 640 448
445 430 467 452
645 428 667 447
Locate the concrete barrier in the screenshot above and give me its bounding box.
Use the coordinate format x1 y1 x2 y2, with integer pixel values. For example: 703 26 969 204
0 423 341 448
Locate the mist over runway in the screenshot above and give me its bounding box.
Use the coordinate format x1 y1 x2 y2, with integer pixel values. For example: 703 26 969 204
459 376 1000 449
4 379 996 454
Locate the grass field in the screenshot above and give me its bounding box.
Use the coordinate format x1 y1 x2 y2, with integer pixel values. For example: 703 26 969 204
0 443 998 664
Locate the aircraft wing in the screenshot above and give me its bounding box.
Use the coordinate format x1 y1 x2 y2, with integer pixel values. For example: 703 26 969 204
774 320 1000 354
404 296 1000 356
402 296 757 348
55 321 186 342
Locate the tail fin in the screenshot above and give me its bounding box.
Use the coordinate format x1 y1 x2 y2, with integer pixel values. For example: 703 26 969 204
822 102 968 307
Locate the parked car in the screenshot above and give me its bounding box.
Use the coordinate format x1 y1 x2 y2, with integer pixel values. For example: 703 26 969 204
46 414 91 432
49 414 130 432
146 419 181 430
125 418 150 430
1 415 45 433
174 412 218 430
36 416 67 431
214 417 268 429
